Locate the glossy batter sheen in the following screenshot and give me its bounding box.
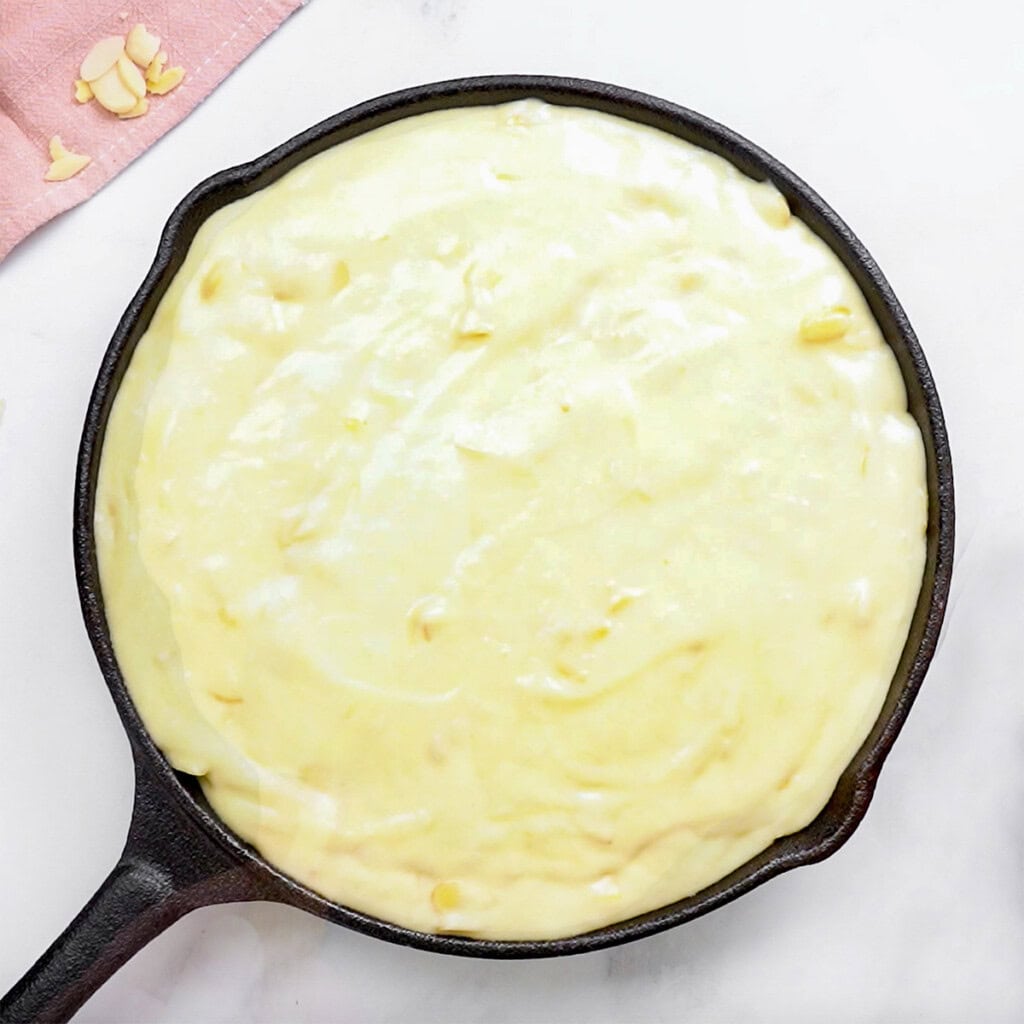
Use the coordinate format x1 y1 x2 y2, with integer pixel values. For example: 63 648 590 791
96 100 927 940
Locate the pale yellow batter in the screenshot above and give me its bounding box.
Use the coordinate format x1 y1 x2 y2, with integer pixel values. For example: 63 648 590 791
96 100 927 940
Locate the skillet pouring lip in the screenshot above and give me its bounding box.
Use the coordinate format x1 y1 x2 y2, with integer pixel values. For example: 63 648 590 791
73 74 954 959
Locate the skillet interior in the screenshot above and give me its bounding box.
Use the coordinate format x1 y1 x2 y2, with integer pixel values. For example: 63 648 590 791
74 74 954 958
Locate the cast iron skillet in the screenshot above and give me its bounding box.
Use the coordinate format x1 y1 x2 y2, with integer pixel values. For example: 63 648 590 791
0 75 954 1024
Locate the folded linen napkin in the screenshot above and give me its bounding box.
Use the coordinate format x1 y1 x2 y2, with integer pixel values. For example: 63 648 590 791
0 0 305 262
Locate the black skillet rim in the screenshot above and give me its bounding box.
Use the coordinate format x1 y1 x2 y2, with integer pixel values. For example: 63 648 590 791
73 74 955 959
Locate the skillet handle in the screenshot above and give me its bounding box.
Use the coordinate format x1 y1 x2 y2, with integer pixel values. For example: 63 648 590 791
0 760 257 1024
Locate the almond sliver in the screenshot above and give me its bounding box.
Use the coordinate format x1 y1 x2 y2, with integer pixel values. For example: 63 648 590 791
91 64 137 114
117 53 147 99
45 152 91 182
80 35 126 82
119 96 149 119
148 66 185 96
145 51 168 85
48 135 68 161
126 24 161 67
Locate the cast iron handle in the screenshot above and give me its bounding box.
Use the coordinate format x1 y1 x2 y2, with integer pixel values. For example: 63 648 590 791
0 756 255 1024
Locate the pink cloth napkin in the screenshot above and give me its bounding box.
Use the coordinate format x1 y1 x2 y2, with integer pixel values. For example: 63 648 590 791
0 0 305 262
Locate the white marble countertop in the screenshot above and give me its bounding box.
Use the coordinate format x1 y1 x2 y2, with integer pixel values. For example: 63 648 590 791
1 0 1022 1020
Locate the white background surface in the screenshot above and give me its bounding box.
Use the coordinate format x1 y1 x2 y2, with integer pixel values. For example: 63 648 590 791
1 0 1022 1020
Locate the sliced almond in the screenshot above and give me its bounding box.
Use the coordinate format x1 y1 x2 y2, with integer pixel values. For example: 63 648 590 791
90 63 137 114
48 135 68 161
799 305 852 344
117 53 147 99
119 96 149 119
125 23 161 67
147 66 185 96
145 51 167 85
74 79 94 103
80 35 126 83
45 152 91 182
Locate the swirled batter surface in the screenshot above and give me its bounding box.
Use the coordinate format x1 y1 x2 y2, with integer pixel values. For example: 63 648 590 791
96 100 926 939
